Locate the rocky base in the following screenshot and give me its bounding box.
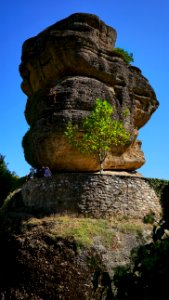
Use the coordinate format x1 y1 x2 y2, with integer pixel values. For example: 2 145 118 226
0 212 153 300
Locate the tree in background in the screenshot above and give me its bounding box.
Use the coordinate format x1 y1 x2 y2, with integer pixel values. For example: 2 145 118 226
0 154 21 206
65 99 130 174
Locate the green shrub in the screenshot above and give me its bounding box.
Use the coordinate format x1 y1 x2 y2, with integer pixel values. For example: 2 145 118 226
113 47 134 64
143 211 156 224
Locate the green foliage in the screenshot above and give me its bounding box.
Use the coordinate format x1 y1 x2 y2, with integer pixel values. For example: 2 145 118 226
65 99 130 173
1 189 24 213
145 177 169 197
113 47 134 64
114 237 169 300
143 210 156 224
0 154 21 206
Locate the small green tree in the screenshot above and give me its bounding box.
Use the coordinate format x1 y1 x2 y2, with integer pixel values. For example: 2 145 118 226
65 99 130 174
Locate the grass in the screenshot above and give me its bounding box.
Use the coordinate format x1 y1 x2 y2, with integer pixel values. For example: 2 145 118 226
23 215 115 248
117 222 143 234
22 214 151 249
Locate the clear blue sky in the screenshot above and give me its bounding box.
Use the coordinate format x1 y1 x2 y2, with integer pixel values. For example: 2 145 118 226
0 0 169 179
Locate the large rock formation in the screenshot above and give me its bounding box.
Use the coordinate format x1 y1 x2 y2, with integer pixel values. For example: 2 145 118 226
20 13 159 172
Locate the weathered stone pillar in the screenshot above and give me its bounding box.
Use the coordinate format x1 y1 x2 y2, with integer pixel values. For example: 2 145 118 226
19 13 159 172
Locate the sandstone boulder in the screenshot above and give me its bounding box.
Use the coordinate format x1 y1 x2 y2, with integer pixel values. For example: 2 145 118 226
20 13 159 172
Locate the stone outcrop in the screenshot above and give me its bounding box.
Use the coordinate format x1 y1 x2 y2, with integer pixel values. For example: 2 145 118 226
0 211 154 300
20 13 159 172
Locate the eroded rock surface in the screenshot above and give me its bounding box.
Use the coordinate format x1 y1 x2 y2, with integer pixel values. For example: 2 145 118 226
0 209 153 299
20 13 159 171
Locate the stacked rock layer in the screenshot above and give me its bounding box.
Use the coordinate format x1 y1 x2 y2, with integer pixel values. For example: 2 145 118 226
20 13 159 172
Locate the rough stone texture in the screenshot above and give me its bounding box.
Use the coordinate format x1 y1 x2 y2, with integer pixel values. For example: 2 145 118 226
21 174 161 220
20 13 159 172
0 218 152 300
